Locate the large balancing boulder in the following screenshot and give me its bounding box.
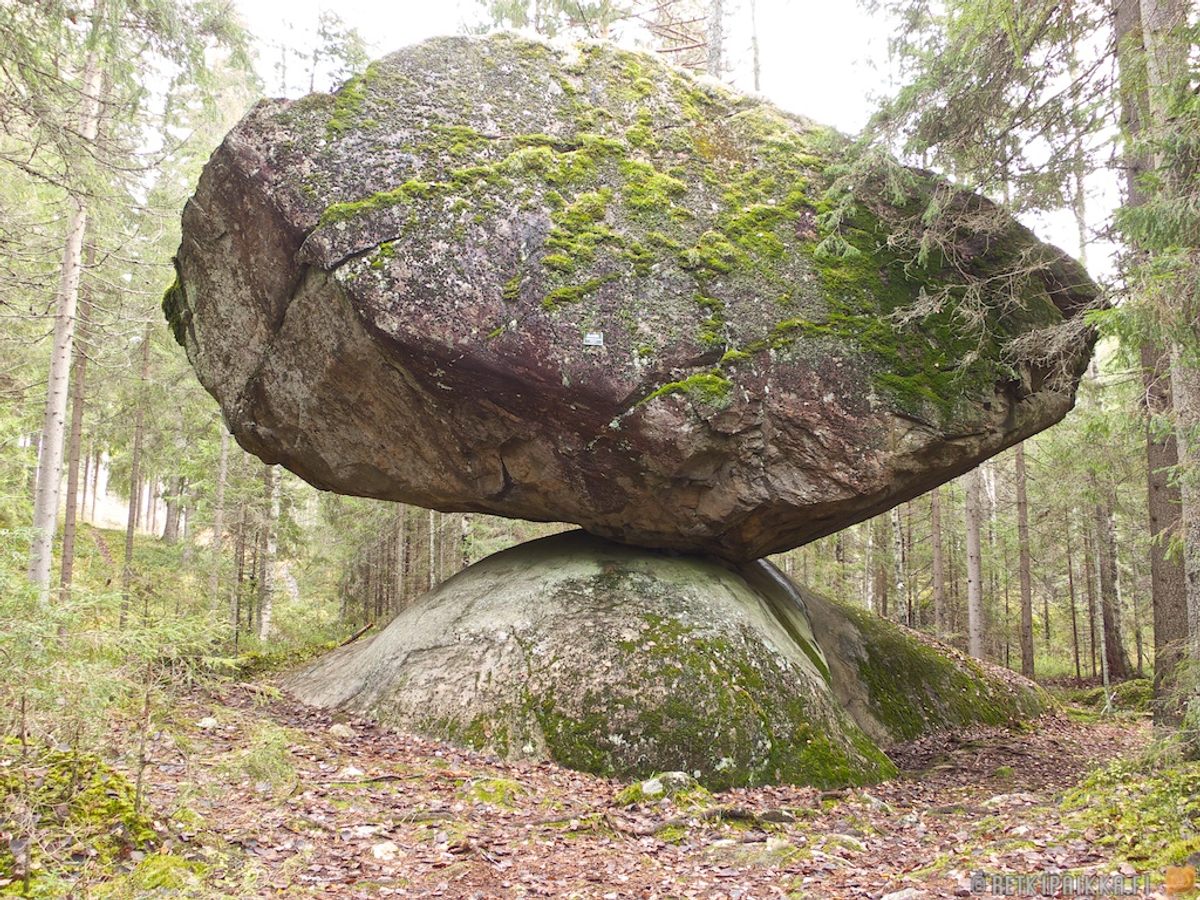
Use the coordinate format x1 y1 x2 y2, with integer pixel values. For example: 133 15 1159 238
285 532 1043 789
168 33 1097 561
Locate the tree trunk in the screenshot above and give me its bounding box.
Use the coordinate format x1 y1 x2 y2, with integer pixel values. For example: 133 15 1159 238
931 485 946 635
148 478 158 536
1094 491 1134 680
1015 444 1035 676
181 501 193 566
965 468 985 659
1117 0 1188 714
461 514 471 569
120 329 151 627
162 476 182 544
748 0 761 92
1067 526 1082 683
428 508 437 590
706 0 724 77
27 20 105 601
58 244 94 604
1140 0 1199 659
1083 525 1099 677
233 499 247 643
1094 533 1113 701
209 429 229 612
90 450 100 522
891 506 905 624
258 465 279 641
873 515 889 617
864 520 875 612
79 441 90 523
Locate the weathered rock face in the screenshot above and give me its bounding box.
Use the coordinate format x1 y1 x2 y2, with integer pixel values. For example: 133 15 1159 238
285 532 1044 789
169 33 1097 561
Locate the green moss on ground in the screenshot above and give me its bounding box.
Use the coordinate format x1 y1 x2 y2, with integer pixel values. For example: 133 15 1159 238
460 776 528 808
1061 755 1200 868
0 741 158 890
1049 678 1152 714
91 853 209 898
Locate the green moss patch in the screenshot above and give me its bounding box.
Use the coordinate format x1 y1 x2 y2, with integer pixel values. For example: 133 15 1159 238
460 776 528 808
0 741 159 888
1062 756 1200 868
641 371 733 407
1049 678 1152 714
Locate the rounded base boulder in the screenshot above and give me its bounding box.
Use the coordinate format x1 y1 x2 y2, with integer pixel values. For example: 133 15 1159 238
286 531 1042 789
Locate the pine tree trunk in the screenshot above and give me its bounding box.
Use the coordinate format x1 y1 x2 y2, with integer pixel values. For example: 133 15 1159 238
148 478 158 536
1015 444 1035 676
79 441 90 523
233 500 247 642
748 0 761 92
706 0 724 77
89 450 100 521
27 22 105 601
162 476 182 544
1093 489 1134 679
428 509 437 590
1172 355 1200 657
905 502 915 626
1094 534 1113 698
931 486 946 635
209 430 229 612
120 329 151 626
402 509 412 602
890 506 905 624
181 500 193 566
965 469 985 659
1083 525 1099 677
1140 0 1198 661
58 246 93 604
873 515 889 617
258 465 279 641
461 515 471 570
1067 527 1082 683
397 513 408 612
864 520 875 613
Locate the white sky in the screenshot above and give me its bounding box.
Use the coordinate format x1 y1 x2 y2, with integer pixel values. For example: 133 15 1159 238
233 0 1117 279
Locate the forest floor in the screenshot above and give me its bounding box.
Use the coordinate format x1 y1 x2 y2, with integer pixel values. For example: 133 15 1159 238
105 683 1167 900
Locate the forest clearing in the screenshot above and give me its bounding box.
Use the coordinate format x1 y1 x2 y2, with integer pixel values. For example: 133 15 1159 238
3 0 1200 897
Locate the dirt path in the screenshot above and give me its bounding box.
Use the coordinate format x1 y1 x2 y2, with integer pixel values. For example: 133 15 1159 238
140 687 1150 899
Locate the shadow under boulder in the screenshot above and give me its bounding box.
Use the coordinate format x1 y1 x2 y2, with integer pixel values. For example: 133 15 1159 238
286 532 1042 789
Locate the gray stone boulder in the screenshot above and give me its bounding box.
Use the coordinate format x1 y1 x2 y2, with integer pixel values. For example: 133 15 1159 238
167 33 1096 560
285 532 1044 789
